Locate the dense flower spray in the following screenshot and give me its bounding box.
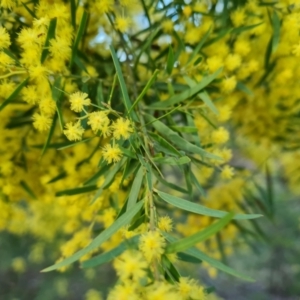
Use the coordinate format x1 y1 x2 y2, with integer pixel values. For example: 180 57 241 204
0 0 300 298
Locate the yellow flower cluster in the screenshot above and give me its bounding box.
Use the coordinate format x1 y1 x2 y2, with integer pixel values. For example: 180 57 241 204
1 0 300 297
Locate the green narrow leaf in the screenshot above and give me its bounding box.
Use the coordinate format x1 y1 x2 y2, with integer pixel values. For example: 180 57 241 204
198 91 218 115
183 76 218 115
149 132 182 157
157 190 263 220
190 248 254 281
70 0 77 29
153 171 189 194
92 158 126 202
41 18 57 63
231 22 263 34
237 81 254 96
151 68 222 108
264 36 273 69
186 113 201 147
51 76 63 101
42 200 144 272
20 180 37 199
71 10 88 65
153 156 191 165
271 11 280 53
166 45 174 75
204 28 232 47
169 126 198 134
74 55 88 73
41 113 57 157
96 81 104 106
172 30 185 61
119 146 136 159
127 166 144 210
81 235 140 268
190 170 206 197
188 26 212 64
145 114 219 159
128 212 146 230
3 48 21 65
110 45 138 121
47 171 67 184
120 160 139 186
51 76 65 131
140 0 152 26
162 255 180 282
128 69 159 113
177 252 202 264
184 166 193 194
57 137 93 150
0 77 29 111
265 165 274 216
193 56 203 66
134 27 160 71
56 185 98 197
83 165 110 186
205 287 216 295
22 2 36 18
166 212 234 254
163 232 254 282
56 103 64 131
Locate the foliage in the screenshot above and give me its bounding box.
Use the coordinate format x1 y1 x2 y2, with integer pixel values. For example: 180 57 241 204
0 0 300 299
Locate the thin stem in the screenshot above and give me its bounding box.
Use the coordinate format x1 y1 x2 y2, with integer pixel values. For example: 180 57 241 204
144 105 181 126
0 71 27 79
108 73 118 105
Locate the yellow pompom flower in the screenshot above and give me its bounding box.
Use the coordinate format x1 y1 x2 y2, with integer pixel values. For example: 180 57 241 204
29 64 48 82
32 113 52 131
50 37 72 61
111 118 133 140
12 257 26 273
206 55 223 72
39 97 56 116
0 0 15 9
95 0 114 14
291 42 300 57
139 231 166 262
225 53 242 72
87 111 110 133
69 91 91 112
221 165 234 180
217 105 232 122
183 6 192 18
234 39 250 56
158 216 173 232
144 282 178 299
22 85 39 105
221 76 237 93
113 250 148 281
211 127 229 144
0 27 11 49
219 147 233 162
162 19 174 33
100 207 116 228
177 277 206 300
114 16 131 33
107 284 139 300
120 0 138 7
231 8 246 27
17 28 39 47
63 121 85 141
85 289 103 300
0 51 14 69
102 144 122 164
